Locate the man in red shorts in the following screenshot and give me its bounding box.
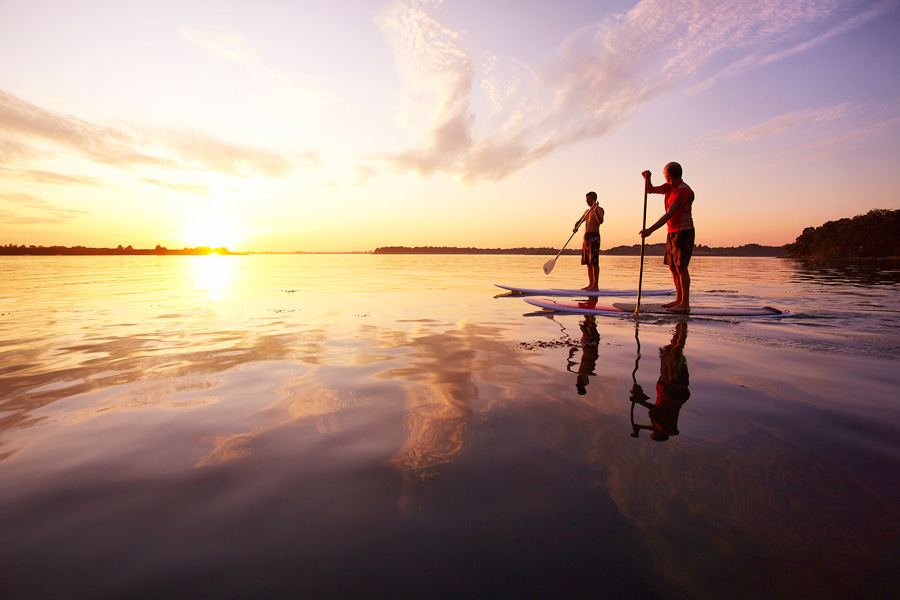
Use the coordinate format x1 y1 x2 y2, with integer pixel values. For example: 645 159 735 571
639 163 695 313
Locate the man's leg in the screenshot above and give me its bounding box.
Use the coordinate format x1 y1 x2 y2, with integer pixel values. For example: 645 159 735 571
663 262 681 307
584 264 599 291
676 266 690 308
667 265 690 312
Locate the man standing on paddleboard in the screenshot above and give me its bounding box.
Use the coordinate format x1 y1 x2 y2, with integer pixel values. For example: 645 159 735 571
575 191 604 291
639 163 695 313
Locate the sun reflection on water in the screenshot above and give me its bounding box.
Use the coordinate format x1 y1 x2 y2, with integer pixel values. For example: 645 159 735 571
190 254 237 301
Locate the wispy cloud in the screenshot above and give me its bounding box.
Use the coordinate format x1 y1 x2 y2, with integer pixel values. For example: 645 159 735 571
688 0 895 94
376 0 868 186
376 0 476 178
181 26 336 111
0 192 91 224
162 129 292 177
0 90 293 179
139 179 215 196
181 26 258 66
14 169 109 188
796 113 900 160
727 103 853 142
694 99 900 166
0 138 40 165
0 90 173 170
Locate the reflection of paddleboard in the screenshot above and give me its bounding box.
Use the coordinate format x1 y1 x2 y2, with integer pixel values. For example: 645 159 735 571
524 298 794 318
495 284 675 297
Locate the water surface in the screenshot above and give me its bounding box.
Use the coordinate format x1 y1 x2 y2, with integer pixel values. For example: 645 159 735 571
1 255 898 599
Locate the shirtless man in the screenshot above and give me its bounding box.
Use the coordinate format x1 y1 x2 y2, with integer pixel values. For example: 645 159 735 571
639 163 695 313
575 191 604 291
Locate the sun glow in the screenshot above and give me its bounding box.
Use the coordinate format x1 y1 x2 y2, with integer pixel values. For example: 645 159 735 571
183 212 242 251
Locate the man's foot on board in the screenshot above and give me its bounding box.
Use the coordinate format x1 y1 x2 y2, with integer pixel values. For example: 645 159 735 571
661 300 680 308
666 304 690 314
582 286 599 291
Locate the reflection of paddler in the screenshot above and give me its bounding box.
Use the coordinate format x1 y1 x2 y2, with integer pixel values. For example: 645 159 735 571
575 316 600 395
631 321 690 441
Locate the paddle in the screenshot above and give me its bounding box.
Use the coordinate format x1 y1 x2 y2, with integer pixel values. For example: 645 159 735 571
635 173 649 314
543 201 598 275
629 321 649 436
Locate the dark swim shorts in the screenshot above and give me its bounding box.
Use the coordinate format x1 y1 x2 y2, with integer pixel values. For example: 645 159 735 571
582 232 601 266
664 229 695 268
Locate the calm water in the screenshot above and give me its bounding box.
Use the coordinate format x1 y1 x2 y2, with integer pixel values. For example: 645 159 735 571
1 255 898 599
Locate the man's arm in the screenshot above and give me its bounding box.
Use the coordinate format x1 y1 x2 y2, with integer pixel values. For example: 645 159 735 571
640 204 678 238
574 211 586 233
574 203 600 232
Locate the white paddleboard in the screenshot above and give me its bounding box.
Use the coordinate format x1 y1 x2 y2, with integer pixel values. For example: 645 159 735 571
524 298 794 318
496 284 675 297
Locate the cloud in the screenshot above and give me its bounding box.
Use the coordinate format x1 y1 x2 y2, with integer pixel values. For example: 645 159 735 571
0 90 173 170
162 129 293 178
14 169 109 188
376 0 476 178
727 103 853 142
0 138 40 165
375 0 865 186
0 90 293 178
688 0 894 94
181 26 335 111
181 26 258 66
0 192 90 224
795 112 900 159
690 99 900 166
139 179 215 196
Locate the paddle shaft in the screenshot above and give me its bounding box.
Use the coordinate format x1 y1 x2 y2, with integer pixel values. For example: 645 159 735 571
552 229 578 263
635 185 648 314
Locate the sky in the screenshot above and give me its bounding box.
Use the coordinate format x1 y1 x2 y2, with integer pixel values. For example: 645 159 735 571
1 0 899 252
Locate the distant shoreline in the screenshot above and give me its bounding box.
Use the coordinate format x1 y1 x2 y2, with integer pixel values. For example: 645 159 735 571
0 245 245 256
371 243 788 257
2 243 787 257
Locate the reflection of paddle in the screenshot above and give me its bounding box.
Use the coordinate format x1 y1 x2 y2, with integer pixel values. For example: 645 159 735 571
629 321 649 437
543 201 598 275
635 173 649 314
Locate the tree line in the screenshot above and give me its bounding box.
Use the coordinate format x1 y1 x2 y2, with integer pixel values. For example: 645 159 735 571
373 243 786 256
783 209 900 259
0 244 238 256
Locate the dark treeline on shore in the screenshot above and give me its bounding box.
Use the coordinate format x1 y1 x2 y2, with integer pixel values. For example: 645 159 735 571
3 243 787 257
783 209 900 259
373 243 787 256
374 246 570 255
0 244 241 256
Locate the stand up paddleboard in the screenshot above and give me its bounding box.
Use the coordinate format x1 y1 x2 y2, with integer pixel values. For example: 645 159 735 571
524 298 794 318
496 284 675 297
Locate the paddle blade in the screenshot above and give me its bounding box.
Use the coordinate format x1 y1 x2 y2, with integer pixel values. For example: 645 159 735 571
542 258 556 275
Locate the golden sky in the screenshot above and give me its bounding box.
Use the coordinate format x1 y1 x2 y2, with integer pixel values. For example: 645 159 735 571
2 0 899 252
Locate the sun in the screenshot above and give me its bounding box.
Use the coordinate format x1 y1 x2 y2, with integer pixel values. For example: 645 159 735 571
184 212 242 251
